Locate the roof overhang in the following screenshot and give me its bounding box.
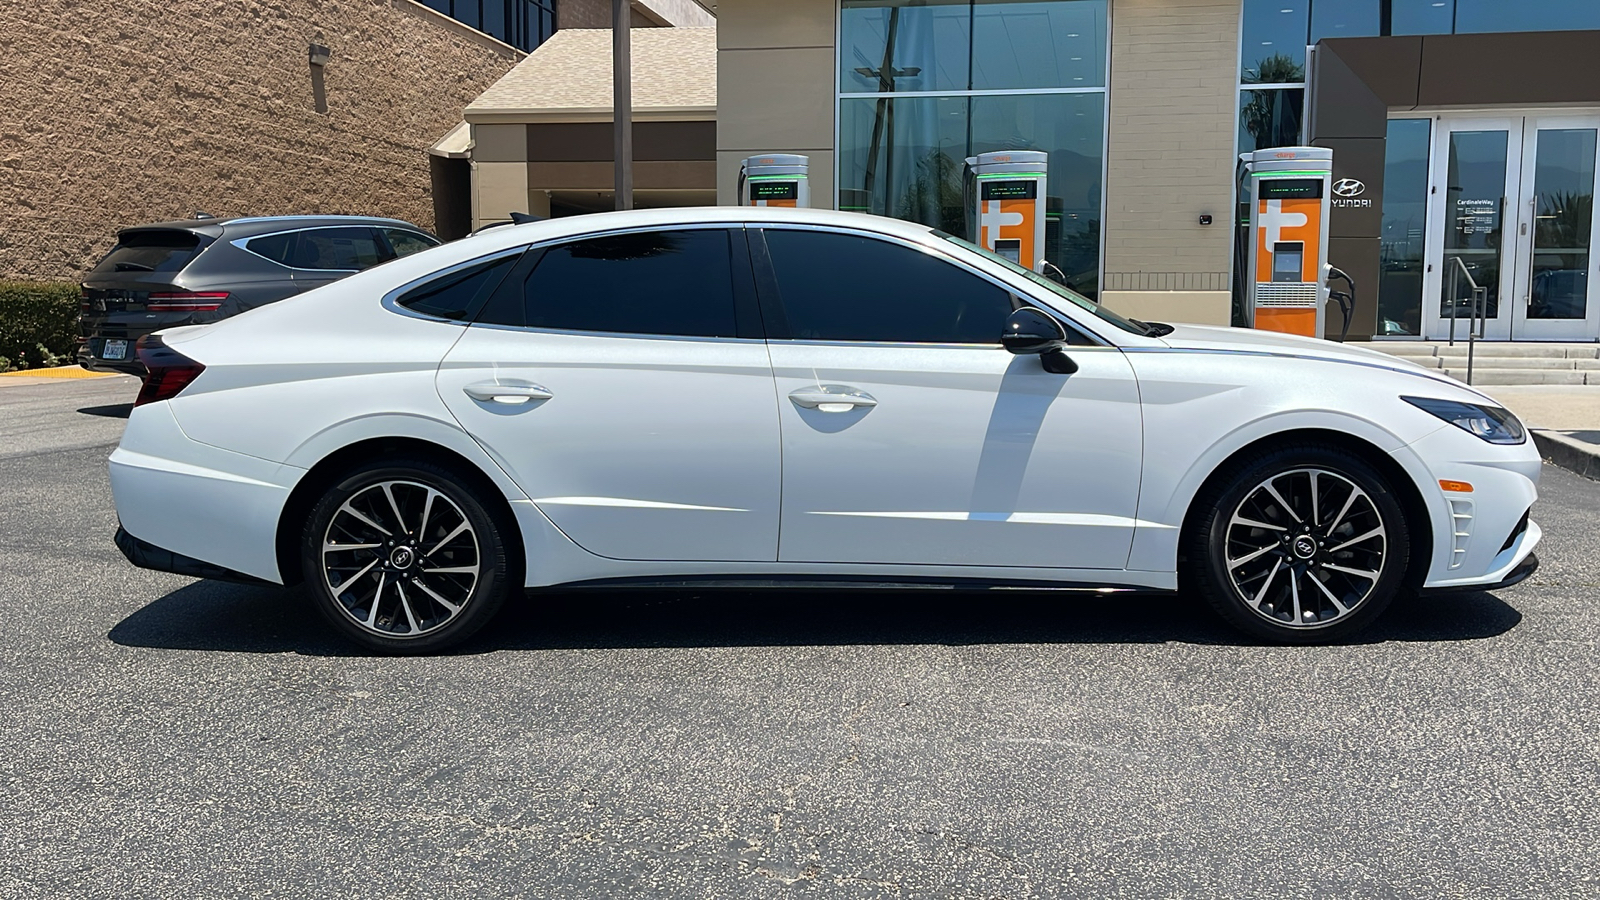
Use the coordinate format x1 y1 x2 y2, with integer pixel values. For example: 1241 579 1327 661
464 105 715 125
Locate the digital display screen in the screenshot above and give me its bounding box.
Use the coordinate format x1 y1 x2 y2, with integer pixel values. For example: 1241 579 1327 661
981 181 1037 201
1272 241 1304 283
995 239 1022 264
751 182 797 200
1259 178 1323 199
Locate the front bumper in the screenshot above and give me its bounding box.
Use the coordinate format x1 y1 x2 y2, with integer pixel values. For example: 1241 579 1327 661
1419 551 1538 596
1396 420 1543 590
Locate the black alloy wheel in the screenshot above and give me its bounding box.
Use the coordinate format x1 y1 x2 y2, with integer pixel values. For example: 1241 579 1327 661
300 458 513 653
1185 443 1412 643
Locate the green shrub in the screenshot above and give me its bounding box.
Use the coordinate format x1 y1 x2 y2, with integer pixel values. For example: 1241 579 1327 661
0 282 80 372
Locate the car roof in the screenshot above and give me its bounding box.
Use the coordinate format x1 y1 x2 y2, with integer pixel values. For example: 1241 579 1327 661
447 206 940 257
118 215 428 240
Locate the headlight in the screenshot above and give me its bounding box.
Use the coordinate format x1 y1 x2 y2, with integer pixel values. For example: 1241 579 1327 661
1402 396 1526 444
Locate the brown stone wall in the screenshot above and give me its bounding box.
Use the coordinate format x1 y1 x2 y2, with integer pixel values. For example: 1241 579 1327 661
0 0 522 280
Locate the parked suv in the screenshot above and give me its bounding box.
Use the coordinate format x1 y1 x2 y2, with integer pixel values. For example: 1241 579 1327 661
79 215 440 375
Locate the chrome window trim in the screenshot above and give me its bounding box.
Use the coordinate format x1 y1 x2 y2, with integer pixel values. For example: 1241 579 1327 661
231 224 396 273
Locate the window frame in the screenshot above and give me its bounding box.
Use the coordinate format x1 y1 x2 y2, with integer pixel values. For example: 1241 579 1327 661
749 223 1104 347
381 247 528 324
469 224 766 342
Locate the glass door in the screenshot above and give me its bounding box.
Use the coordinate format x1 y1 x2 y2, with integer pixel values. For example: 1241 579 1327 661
1424 118 1521 341
1510 116 1600 341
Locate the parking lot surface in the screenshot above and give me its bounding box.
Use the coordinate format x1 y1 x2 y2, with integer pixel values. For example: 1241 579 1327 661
2 377 1597 899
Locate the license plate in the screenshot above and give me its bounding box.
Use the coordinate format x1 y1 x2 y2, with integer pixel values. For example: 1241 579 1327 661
102 339 128 360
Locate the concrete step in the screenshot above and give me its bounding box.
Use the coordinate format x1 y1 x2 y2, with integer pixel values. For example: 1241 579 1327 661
1433 356 1590 370
1348 341 1600 359
1438 368 1593 385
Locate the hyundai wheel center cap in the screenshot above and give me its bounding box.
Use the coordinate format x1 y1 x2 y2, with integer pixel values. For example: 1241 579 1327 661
1293 536 1317 560
390 546 415 569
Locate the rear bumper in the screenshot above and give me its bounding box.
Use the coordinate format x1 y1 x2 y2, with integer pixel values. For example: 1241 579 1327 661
109 403 298 584
114 526 271 585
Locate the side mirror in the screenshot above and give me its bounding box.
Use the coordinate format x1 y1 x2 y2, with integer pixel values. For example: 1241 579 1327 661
1001 307 1078 375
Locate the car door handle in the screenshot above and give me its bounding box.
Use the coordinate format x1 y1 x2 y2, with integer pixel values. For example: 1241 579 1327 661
463 382 553 404
788 386 877 412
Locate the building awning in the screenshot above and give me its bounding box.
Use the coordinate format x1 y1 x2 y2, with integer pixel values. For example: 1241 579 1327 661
427 122 473 159
464 27 716 124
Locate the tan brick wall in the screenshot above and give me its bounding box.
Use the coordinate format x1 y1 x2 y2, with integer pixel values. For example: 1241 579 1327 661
0 0 521 281
1103 0 1241 297
715 0 836 207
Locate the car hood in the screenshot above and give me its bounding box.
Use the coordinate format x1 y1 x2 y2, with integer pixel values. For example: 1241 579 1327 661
1150 323 1494 399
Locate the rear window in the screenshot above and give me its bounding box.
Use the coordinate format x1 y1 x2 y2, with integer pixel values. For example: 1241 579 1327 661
90 230 204 275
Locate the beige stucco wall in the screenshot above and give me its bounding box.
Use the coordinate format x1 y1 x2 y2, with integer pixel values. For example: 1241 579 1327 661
1100 290 1232 326
0 0 522 281
1102 0 1241 319
715 0 837 207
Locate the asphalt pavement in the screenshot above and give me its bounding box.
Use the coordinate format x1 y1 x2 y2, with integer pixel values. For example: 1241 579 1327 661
1 377 1597 899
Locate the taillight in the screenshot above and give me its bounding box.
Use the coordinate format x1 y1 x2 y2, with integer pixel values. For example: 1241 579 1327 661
134 335 206 407
147 291 228 312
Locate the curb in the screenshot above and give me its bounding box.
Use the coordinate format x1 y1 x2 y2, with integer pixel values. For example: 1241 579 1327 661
0 365 115 380
1531 429 1600 481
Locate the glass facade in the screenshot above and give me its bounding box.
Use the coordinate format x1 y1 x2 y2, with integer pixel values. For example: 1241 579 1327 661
421 0 556 52
838 0 1108 298
1376 118 1430 336
1238 0 1600 335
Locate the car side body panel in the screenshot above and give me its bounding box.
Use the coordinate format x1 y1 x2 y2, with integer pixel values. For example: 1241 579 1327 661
106 207 1540 598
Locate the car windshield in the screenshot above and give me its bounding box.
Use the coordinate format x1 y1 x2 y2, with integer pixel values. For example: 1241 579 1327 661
933 231 1153 337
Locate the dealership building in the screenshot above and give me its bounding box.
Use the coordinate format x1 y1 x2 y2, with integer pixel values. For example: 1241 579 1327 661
691 0 1600 342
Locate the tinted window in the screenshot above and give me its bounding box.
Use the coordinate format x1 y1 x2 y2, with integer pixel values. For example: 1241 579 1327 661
244 232 296 265
505 230 738 338
386 229 439 258
397 254 519 320
90 230 203 275
763 230 1014 343
288 227 385 270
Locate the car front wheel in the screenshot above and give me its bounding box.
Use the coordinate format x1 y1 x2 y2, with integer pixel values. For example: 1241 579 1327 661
300 458 513 653
1186 444 1413 643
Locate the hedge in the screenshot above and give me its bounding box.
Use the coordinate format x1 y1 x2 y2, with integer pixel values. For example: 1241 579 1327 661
0 281 80 372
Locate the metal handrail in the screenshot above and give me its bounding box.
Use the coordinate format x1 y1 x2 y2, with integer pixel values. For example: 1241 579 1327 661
1445 255 1486 385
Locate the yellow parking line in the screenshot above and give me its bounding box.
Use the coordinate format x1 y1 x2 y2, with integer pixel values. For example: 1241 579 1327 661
0 365 118 379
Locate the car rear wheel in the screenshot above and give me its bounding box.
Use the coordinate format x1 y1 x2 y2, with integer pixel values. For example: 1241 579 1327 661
300 458 512 653
1185 444 1413 643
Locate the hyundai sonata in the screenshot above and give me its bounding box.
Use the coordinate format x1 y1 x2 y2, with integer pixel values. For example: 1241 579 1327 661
109 208 1540 652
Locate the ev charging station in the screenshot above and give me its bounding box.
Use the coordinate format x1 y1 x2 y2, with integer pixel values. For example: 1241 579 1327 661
1243 146 1334 338
964 151 1049 272
738 154 809 208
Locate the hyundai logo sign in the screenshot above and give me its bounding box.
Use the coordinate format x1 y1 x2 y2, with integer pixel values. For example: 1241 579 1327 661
1331 178 1373 209
1333 178 1366 198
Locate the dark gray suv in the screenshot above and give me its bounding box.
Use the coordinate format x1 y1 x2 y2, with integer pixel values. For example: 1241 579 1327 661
79 215 440 375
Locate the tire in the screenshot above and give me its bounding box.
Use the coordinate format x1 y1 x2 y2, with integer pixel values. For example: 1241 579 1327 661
299 457 513 654
1183 443 1413 644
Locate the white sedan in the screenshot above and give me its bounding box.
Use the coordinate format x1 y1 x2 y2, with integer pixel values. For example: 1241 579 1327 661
109 208 1541 652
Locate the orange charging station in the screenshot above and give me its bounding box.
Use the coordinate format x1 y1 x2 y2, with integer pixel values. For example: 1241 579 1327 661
965 151 1049 272
739 154 809 208
1245 146 1333 338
